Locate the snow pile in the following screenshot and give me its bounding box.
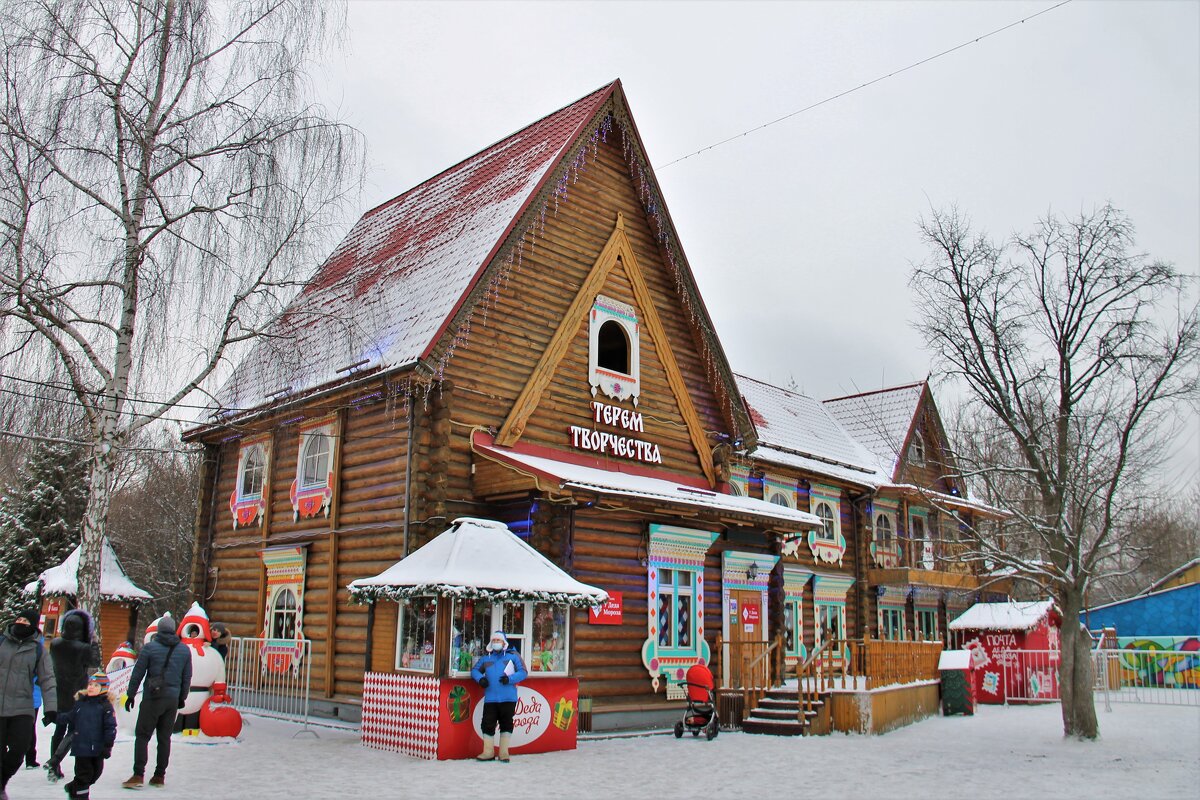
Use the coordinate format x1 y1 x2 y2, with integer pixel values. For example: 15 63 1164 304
348 517 607 607
949 600 1057 631
23 539 151 601
11 702 1197 799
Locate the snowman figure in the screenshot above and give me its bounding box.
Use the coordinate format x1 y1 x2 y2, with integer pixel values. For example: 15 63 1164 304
177 602 227 735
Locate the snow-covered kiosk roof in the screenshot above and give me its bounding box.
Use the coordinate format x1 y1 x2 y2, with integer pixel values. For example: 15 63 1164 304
348 518 607 607
948 600 1059 632
24 539 151 602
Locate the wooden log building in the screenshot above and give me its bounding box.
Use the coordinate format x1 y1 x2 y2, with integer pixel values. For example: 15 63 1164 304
185 80 1003 729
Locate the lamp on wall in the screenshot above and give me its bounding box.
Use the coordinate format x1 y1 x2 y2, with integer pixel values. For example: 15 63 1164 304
747 562 760 582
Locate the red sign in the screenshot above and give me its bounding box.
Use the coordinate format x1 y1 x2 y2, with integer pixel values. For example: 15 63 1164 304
437 678 578 760
45 599 62 615
741 603 760 625
588 591 623 625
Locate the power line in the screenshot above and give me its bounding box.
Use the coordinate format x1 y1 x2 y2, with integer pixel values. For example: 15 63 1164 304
660 1 1074 169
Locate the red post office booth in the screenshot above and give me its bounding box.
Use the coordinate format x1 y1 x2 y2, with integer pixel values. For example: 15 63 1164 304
948 600 1062 704
349 518 607 760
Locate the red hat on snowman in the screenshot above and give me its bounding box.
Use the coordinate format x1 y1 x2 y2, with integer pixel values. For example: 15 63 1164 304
179 602 214 645
143 613 173 645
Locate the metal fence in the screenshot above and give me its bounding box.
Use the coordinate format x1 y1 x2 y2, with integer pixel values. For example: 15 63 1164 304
225 637 317 736
985 648 1198 708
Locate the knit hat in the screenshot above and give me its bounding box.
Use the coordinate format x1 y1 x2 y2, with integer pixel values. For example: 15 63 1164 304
156 615 177 636
89 671 110 689
16 606 40 627
490 630 508 646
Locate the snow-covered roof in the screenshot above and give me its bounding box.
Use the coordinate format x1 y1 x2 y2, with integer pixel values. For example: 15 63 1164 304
473 435 823 530
348 518 607 606
212 82 618 413
1142 557 1200 594
948 600 1058 631
823 383 925 481
737 375 888 487
24 539 151 602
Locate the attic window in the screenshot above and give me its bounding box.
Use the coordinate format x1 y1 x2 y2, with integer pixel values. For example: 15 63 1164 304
910 432 927 467
597 320 630 373
589 294 641 405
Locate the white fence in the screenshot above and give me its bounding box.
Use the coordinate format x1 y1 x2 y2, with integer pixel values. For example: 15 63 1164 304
225 637 316 735
983 648 1198 708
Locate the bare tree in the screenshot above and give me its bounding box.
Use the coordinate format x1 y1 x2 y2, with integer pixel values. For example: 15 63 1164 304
0 0 363 632
911 204 1199 739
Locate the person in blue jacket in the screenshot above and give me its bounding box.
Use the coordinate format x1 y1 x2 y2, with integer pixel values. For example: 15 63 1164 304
470 630 527 762
55 671 116 800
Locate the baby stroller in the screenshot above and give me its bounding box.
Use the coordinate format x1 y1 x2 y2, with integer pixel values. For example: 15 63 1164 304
673 663 718 740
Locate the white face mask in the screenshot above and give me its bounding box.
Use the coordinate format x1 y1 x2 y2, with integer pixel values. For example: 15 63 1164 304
490 641 505 652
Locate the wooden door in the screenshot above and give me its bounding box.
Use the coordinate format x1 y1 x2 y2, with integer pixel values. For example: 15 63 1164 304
729 589 768 688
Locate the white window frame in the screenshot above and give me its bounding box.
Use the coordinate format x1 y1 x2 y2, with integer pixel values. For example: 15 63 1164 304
395 595 438 673
299 430 332 490
910 431 926 466
910 509 933 570
588 294 641 405
656 566 699 657
814 501 839 543
875 511 895 549
238 442 266 501
446 599 570 677
268 587 298 640
783 597 803 657
815 602 845 650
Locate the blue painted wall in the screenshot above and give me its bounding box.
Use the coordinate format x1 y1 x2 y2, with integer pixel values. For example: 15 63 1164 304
1082 583 1200 637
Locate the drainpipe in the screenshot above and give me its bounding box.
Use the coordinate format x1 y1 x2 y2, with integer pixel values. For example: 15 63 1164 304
402 392 415 558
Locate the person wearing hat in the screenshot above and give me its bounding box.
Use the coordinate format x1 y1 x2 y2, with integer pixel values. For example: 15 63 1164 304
0 605 57 798
49 608 100 777
51 671 116 799
470 630 528 762
121 614 191 789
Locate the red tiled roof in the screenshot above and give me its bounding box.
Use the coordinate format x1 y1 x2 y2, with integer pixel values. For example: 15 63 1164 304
214 82 619 412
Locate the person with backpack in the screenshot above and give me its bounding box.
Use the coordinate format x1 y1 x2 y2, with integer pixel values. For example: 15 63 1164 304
49 609 100 778
0 606 57 799
121 615 191 789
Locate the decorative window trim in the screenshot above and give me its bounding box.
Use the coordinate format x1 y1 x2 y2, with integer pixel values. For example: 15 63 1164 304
877 585 907 640
728 463 751 497
909 506 934 570
870 498 901 568
290 417 337 521
641 524 718 693
259 545 306 676
915 608 939 641
447 598 569 678
763 474 797 509
813 574 854 657
231 435 271 529
588 294 641 405
782 567 813 661
807 483 846 565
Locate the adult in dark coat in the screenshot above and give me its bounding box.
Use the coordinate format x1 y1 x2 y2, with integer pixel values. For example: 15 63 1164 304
49 609 100 770
121 615 191 789
0 605 57 798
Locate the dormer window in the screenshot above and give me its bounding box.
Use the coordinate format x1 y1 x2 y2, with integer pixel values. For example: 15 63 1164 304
589 294 641 405
597 320 630 373
910 432 927 466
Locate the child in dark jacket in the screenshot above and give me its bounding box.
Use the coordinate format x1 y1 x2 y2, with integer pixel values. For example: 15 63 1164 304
55 671 116 800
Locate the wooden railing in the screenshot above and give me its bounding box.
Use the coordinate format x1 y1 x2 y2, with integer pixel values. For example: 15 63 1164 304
716 636 784 713
797 636 943 697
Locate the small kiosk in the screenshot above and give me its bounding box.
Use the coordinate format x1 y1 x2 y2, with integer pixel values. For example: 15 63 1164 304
349 518 606 760
25 538 151 660
948 600 1061 704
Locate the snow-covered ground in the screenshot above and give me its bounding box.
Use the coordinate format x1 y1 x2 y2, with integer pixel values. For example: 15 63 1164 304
12 702 1198 799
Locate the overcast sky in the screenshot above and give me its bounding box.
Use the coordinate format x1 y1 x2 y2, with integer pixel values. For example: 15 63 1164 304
310 0 1199 489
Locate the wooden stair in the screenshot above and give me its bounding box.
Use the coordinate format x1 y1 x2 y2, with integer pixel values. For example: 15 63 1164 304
741 687 823 736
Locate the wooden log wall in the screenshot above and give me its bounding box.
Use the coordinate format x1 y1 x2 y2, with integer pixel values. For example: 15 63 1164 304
193 381 409 701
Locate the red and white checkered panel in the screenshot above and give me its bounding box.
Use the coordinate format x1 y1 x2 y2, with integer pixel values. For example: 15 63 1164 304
361 672 439 760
